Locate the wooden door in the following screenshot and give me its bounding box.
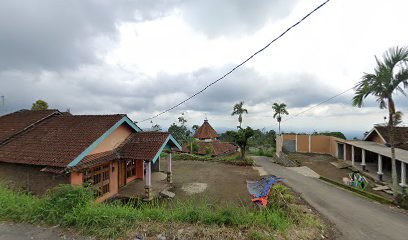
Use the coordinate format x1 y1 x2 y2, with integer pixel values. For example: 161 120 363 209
118 161 126 187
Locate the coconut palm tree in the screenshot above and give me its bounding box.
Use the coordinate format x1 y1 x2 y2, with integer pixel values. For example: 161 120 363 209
231 101 248 128
272 102 289 135
352 46 408 198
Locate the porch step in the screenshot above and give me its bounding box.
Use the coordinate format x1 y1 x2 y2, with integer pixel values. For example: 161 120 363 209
330 161 351 169
372 185 390 191
160 190 175 199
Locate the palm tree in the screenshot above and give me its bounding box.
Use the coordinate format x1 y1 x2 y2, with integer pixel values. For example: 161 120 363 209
272 102 289 135
231 101 248 128
352 46 408 198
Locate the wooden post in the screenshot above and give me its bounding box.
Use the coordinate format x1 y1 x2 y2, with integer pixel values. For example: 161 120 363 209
308 135 311 153
167 152 172 183
351 146 355 166
377 154 383 181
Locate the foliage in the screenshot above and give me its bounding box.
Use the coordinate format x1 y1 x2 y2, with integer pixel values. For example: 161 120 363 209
172 152 254 166
249 128 277 147
185 138 199 154
272 102 289 134
352 46 408 196
231 101 248 128
192 124 199 132
219 130 237 142
31 99 49 111
314 131 346 140
0 183 323 239
204 145 212 155
228 127 254 159
248 146 275 158
168 114 193 145
168 123 191 146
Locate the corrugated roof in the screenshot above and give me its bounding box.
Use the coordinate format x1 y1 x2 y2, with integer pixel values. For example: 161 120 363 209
193 120 219 139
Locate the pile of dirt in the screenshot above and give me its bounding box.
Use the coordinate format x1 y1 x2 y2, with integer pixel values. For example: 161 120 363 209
275 152 300 167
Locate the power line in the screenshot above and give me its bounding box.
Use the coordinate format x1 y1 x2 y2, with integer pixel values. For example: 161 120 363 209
282 86 354 123
138 0 332 123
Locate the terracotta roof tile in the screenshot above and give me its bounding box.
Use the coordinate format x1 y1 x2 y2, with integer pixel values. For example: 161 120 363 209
193 120 218 139
375 126 408 145
0 109 61 143
74 150 118 170
182 140 237 156
120 132 170 161
0 114 125 167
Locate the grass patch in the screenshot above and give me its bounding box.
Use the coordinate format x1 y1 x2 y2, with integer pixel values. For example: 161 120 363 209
249 146 275 158
172 152 254 166
0 182 323 239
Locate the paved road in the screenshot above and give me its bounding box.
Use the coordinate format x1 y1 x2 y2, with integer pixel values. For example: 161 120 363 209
0 222 89 240
254 156 408 240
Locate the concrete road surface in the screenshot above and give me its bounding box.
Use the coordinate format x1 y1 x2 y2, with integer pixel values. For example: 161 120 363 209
254 156 408 240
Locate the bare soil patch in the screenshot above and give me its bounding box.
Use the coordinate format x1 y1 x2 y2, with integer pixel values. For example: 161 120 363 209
171 160 259 206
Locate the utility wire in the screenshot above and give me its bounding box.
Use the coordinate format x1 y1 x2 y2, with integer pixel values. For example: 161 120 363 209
282 86 354 123
138 0 332 123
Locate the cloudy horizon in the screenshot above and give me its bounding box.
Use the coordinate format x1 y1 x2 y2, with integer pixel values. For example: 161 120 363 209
1 0 407 139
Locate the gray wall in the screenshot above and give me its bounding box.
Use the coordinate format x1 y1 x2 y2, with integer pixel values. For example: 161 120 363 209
0 162 69 195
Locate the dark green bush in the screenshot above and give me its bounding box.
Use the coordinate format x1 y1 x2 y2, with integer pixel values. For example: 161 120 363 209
36 184 94 223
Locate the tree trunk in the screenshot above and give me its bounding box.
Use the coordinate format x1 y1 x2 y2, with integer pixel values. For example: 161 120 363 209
388 98 399 199
241 145 246 159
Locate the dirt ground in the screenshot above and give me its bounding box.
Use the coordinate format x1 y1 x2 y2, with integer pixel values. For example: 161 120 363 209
288 153 392 200
171 160 260 206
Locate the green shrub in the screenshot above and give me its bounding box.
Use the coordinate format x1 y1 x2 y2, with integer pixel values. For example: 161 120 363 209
37 184 94 223
0 182 321 239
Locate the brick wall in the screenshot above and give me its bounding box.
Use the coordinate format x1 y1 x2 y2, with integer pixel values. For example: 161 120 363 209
0 162 69 195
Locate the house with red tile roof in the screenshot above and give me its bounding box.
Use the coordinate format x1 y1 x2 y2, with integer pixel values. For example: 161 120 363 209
0 109 181 201
183 119 237 156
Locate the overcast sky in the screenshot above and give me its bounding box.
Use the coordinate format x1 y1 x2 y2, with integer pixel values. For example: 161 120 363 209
1 0 407 138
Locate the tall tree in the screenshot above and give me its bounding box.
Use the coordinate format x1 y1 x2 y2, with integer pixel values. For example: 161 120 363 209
230 127 254 159
231 101 248 128
352 46 408 198
272 102 289 135
31 100 49 111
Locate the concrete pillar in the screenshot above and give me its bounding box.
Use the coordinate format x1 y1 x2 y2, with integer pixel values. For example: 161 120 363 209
144 161 152 200
295 134 298 152
361 149 366 171
308 135 311 153
343 144 347 161
167 153 172 183
351 146 355 166
400 161 407 187
377 155 383 182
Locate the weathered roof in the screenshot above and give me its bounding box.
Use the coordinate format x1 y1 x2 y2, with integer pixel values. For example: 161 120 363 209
346 140 408 164
193 120 219 139
0 109 61 143
120 132 180 162
374 126 408 145
182 140 237 156
0 113 125 167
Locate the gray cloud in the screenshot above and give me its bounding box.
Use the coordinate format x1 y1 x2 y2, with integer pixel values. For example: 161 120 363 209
180 0 298 38
0 65 354 116
0 0 179 71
